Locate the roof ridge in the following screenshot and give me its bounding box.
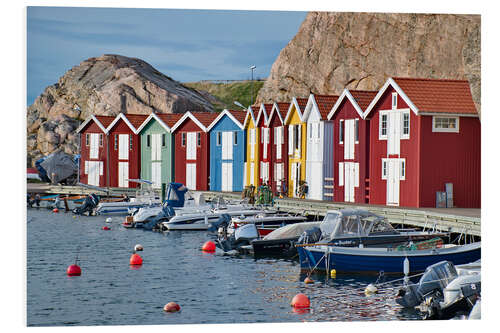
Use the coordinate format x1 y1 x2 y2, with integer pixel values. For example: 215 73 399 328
393 77 470 83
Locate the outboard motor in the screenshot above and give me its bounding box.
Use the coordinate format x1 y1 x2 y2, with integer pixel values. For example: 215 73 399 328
142 204 176 231
297 227 322 245
72 193 99 215
207 214 231 232
216 223 259 253
396 261 458 308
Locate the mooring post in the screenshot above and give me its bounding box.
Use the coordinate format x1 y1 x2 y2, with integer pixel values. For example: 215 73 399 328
161 183 166 202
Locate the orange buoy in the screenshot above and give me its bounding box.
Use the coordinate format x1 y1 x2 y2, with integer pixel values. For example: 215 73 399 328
130 253 143 265
202 241 216 252
304 277 314 284
53 208 59 213
102 226 111 230
163 302 180 312
291 293 310 308
67 264 81 276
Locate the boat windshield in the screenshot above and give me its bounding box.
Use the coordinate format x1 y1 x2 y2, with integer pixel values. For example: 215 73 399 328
166 186 179 201
368 216 396 235
319 212 341 239
330 211 395 238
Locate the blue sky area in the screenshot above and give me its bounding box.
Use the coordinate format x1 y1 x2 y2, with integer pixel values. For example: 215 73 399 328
27 7 307 105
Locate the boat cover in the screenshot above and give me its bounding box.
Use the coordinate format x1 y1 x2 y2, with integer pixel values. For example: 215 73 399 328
263 222 322 240
39 151 78 184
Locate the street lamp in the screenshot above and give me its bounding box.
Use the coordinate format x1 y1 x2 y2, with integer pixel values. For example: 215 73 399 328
234 101 246 110
250 65 256 106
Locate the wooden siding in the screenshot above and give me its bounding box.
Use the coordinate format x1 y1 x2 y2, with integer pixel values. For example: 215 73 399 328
210 114 245 192
268 113 288 195
286 106 307 197
244 116 259 187
139 120 174 187
173 118 210 190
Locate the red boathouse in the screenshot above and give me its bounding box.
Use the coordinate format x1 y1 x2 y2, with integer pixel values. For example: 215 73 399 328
266 102 290 195
364 77 480 208
170 111 219 191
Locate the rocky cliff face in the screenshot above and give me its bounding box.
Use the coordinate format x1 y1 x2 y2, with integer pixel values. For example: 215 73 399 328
27 54 214 166
257 12 480 113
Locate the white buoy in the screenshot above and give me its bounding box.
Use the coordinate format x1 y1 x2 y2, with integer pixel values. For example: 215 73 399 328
105 217 113 223
365 283 378 295
134 244 144 251
403 257 410 285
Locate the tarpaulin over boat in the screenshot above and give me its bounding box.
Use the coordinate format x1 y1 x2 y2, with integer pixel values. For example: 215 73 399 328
39 150 78 184
263 222 322 240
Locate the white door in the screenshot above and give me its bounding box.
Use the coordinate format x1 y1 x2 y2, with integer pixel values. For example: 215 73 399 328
152 133 162 161
90 133 99 159
88 161 100 186
250 162 255 186
292 162 301 197
186 163 196 190
388 112 401 155
222 162 233 191
118 134 129 160
118 162 129 187
275 163 282 188
263 128 268 159
222 132 233 160
387 159 400 206
344 119 355 160
152 162 161 189
343 162 358 202
186 132 197 160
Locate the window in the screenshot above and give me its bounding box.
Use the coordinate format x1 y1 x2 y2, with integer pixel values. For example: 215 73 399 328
86 134 90 146
380 113 388 139
355 119 359 143
339 120 344 144
197 132 201 146
129 135 133 150
274 127 278 144
216 132 221 146
402 112 410 138
401 160 406 180
294 125 300 150
432 116 459 133
181 133 186 146
309 123 313 139
392 93 397 108
162 134 166 147
316 123 320 139
147 135 151 147
233 131 238 145
99 134 103 147
382 159 387 179
114 134 118 150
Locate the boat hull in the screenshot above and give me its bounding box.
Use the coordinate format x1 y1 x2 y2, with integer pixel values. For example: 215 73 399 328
297 242 481 275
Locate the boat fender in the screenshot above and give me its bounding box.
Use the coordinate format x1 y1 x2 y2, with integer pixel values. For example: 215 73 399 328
365 284 378 295
291 293 310 308
134 244 144 252
105 217 113 223
330 269 336 278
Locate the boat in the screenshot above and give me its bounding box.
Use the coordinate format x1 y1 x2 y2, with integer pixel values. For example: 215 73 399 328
250 221 322 257
396 260 481 319
94 179 161 215
231 212 308 236
296 209 481 275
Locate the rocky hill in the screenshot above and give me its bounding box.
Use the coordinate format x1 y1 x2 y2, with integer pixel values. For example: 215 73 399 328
257 12 481 113
27 54 214 166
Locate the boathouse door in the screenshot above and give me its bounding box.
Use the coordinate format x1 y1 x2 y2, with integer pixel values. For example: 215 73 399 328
186 163 196 190
87 161 101 186
387 112 401 155
118 134 129 187
386 158 400 206
221 162 233 191
118 162 129 187
343 162 359 202
151 133 162 188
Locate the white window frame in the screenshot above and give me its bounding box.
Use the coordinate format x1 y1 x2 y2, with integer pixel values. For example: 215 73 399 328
401 111 410 139
432 116 460 133
339 119 344 144
379 111 389 140
381 159 388 180
392 93 398 109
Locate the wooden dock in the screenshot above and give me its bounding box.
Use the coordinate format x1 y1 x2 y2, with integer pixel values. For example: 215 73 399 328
27 183 480 237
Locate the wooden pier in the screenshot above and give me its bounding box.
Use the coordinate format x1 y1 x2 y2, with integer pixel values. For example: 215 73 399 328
27 183 481 237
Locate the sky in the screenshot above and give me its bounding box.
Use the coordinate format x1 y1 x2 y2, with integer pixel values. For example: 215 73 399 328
27 7 307 105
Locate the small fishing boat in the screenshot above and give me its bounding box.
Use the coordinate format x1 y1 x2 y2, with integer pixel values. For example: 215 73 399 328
94 179 161 215
231 212 308 236
296 209 481 275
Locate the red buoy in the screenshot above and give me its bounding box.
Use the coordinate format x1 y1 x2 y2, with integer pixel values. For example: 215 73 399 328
130 253 143 265
163 302 181 312
53 208 59 213
304 277 314 284
291 293 310 308
67 264 81 276
202 241 216 252
102 226 111 230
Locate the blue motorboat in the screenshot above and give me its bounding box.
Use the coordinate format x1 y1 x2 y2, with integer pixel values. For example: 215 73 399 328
296 209 481 275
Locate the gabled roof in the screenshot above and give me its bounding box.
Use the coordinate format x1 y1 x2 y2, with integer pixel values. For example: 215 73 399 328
243 105 257 128
136 112 185 133
328 89 377 120
284 97 308 124
170 111 219 133
364 77 478 118
255 103 273 125
76 114 115 133
106 113 148 134
206 109 246 131
265 102 288 127
302 94 339 121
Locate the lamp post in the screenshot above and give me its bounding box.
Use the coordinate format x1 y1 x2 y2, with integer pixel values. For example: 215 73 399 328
233 101 246 110
250 65 256 106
